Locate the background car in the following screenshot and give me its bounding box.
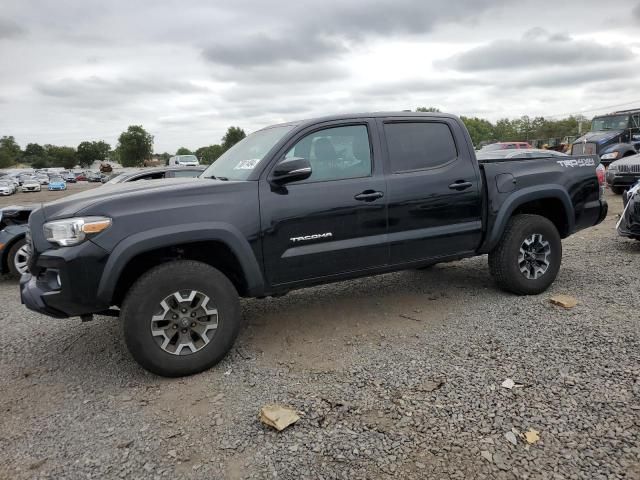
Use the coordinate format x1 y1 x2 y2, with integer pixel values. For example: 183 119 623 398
476 148 568 160
21 177 41 192
75 173 87 181
48 176 67 191
479 142 533 152
87 172 103 182
0 205 33 278
35 174 49 185
63 173 77 183
169 154 200 166
0 180 16 196
605 152 640 194
104 165 206 185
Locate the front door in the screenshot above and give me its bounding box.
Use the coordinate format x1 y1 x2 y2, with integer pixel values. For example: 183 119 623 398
260 122 388 286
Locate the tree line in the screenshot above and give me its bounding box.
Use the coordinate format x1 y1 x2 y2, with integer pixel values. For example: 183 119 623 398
416 107 590 147
1 110 593 170
0 125 246 169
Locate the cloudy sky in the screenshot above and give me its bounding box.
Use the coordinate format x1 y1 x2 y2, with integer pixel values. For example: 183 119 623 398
1 0 639 152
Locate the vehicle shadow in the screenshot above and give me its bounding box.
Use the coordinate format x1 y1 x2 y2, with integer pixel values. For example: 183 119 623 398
0 259 493 384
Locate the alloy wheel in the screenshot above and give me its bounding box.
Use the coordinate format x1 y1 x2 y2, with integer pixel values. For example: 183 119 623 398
518 233 551 280
151 290 219 355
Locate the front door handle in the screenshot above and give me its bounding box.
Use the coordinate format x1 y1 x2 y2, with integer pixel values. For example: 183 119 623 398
448 180 473 191
354 190 384 202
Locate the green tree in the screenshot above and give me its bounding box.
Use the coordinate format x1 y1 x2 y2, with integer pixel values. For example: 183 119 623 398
175 147 193 155
23 143 45 162
195 144 224 165
117 125 153 167
77 140 111 168
31 157 50 169
0 136 21 168
416 107 441 113
221 127 246 151
157 152 171 165
460 116 495 146
47 145 77 169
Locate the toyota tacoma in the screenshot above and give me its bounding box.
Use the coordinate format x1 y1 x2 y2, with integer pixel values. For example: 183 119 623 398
20 112 608 376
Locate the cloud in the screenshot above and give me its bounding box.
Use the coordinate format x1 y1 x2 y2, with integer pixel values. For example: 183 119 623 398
202 0 501 67
634 3 640 22
0 17 25 39
442 29 636 71
35 76 213 108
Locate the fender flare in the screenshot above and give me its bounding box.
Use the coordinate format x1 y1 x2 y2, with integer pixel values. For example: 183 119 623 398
479 186 574 253
96 222 265 304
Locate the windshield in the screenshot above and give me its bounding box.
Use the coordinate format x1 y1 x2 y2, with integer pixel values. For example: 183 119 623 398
592 115 629 131
201 125 294 181
176 155 198 163
105 173 128 185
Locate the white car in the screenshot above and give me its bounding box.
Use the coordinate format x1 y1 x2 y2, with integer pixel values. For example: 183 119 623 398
0 181 15 195
169 155 200 167
21 178 41 192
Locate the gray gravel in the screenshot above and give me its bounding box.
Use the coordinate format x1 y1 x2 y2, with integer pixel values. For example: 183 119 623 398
0 191 638 479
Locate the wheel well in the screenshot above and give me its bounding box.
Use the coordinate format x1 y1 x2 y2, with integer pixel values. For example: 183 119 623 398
112 241 248 306
1 234 25 273
513 198 569 237
623 150 636 157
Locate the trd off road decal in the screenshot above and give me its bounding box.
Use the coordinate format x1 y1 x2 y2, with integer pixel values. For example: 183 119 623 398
557 157 595 168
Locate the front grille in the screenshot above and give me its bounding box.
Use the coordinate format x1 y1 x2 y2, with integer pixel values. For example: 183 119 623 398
618 164 640 174
572 142 597 155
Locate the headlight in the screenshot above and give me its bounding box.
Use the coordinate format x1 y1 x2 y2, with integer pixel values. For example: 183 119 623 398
601 152 619 160
43 217 112 246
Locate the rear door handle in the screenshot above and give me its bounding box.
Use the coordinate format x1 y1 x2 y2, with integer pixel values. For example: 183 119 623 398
354 190 384 202
448 181 473 191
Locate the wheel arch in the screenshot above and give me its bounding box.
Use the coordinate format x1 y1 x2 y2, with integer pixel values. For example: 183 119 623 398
96 223 266 305
480 186 574 253
0 228 27 274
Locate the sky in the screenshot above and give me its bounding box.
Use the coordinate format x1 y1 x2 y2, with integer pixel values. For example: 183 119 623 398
0 0 639 153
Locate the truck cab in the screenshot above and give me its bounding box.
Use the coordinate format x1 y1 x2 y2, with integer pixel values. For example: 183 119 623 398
571 109 640 164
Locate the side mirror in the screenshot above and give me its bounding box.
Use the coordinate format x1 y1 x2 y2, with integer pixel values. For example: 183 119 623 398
271 157 312 185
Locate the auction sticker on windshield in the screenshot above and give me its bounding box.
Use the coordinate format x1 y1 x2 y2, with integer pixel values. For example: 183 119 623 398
234 159 260 170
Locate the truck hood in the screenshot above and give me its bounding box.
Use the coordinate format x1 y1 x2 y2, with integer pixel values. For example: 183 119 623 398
42 178 241 220
573 130 624 145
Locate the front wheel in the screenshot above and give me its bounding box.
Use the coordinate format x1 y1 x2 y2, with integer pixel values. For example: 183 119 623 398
488 214 562 295
121 260 241 377
7 238 30 278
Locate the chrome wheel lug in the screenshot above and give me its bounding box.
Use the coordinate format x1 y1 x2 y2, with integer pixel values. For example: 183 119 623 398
190 312 196 317
191 322 196 327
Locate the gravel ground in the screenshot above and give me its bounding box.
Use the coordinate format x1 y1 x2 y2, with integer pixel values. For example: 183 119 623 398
0 191 638 480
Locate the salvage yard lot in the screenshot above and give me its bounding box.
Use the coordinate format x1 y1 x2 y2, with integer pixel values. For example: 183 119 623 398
0 191 638 479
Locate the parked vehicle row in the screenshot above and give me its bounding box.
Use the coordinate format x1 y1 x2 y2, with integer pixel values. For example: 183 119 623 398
0 166 206 276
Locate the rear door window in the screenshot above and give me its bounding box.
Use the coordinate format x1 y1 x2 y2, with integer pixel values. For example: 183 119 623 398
384 122 457 173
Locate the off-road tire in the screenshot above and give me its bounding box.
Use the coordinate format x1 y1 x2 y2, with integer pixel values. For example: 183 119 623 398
121 260 241 377
7 238 28 278
488 214 562 295
611 186 624 195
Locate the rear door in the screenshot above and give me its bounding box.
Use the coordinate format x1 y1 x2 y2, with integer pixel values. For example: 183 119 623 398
379 117 483 264
260 120 388 286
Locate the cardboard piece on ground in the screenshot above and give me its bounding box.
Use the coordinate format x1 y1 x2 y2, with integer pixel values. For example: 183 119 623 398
259 405 300 431
550 295 578 309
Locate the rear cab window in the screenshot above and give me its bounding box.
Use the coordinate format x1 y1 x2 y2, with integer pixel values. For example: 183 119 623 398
383 122 458 173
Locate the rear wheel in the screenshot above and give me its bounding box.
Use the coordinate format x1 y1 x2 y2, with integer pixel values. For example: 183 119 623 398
611 186 625 195
488 214 562 295
121 260 241 377
7 238 30 278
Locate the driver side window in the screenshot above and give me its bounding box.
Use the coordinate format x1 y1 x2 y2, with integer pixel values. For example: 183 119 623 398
283 125 372 183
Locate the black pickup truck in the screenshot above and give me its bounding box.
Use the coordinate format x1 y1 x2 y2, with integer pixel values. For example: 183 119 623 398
21 112 607 376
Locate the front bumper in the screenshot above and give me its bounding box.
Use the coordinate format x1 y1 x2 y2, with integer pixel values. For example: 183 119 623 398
606 172 640 188
20 240 111 318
